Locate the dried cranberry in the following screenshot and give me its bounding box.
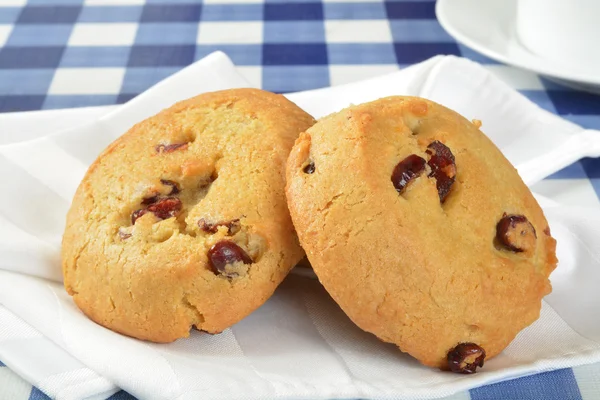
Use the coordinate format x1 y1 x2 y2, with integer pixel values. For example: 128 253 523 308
160 179 180 195
496 214 537 253
426 141 456 202
447 343 486 374
198 218 241 235
303 161 315 174
141 195 159 205
146 197 182 220
132 198 182 224
131 208 148 224
391 154 426 194
155 143 187 153
208 241 252 277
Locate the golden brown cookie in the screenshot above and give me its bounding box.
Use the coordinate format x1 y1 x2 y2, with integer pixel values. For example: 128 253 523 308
62 88 315 342
286 96 557 372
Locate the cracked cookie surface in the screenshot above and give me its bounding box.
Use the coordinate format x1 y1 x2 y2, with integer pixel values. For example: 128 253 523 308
62 88 315 342
285 96 557 370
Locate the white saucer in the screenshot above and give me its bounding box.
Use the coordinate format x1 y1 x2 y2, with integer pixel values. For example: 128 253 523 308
436 0 600 93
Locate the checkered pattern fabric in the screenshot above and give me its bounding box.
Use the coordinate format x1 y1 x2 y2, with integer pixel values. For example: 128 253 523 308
1 0 600 399
0 0 596 116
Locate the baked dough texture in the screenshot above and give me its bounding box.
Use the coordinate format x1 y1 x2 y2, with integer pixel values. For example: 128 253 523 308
62 88 315 342
286 96 557 370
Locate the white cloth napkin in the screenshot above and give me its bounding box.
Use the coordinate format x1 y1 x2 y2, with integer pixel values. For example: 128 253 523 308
1 52 600 400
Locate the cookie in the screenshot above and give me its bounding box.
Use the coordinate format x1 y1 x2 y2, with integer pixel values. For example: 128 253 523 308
62 88 315 342
286 96 557 372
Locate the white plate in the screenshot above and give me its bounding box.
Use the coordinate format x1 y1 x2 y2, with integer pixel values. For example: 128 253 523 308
436 0 600 93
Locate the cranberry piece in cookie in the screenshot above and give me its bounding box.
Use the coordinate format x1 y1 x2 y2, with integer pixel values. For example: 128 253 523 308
146 197 182 220
391 154 426 194
131 197 182 224
303 161 315 174
131 208 148 224
198 218 241 235
140 180 180 205
208 241 253 278
426 141 456 202
496 214 537 253
161 179 180 195
155 143 187 153
447 343 486 374
141 194 159 205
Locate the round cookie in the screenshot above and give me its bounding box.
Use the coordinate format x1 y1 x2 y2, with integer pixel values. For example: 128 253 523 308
286 96 557 372
62 88 315 342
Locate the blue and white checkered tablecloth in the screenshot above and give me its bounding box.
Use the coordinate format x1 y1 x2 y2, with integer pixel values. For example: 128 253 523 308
0 0 599 399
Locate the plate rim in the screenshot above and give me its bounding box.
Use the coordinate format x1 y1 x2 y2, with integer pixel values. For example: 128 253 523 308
435 0 600 87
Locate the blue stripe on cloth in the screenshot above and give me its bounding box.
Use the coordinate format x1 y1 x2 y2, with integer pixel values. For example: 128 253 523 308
135 22 199 45
201 4 264 21
470 368 583 400
120 67 182 94
29 387 51 400
518 90 558 114
588 180 600 203
263 43 328 65
457 43 501 64
128 45 195 67
328 43 397 64
262 65 329 93
77 6 143 23
389 20 455 42
0 69 55 95
264 21 325 44
562 115 600 131
0 46 65 69
323 3 387 20
17 6 82 24
117 93 138 104
581 158 600 200
545 161 588 180
107 390 138 399
5 24 74 47
0 95 46 112
42 95 117 110
393 42 460 63
0 7 22 24
580 157 600 179
264 3 324 21
539 77 579 91
140 4 202 23
60 46 131 68
547 91 600 115
385 1 435 19
195 44 262 65
0 360 5 366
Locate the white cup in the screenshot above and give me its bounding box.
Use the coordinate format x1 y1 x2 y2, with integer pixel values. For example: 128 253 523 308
516 0 600 66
